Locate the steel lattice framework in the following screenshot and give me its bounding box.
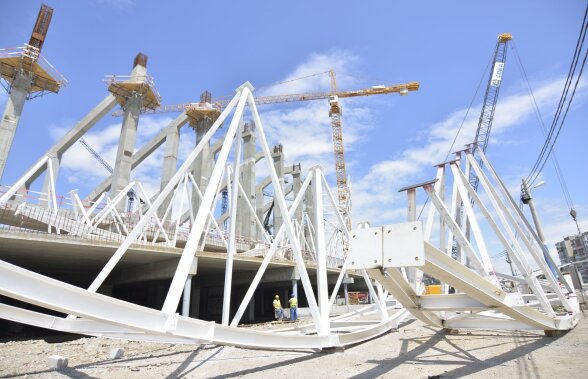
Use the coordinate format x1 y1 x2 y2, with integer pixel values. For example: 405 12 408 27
0 82 581 351
469 33 512 190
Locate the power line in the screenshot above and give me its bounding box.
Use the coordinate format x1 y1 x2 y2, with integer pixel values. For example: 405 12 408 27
417 52 494 220
511 42 575 210
529 46 588 185
525 4 588 185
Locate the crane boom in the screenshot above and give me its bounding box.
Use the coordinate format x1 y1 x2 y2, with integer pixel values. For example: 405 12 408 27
109 75 419 227
79 138 141 212
469 33 512 190
111 81 420 116
79 138 113 174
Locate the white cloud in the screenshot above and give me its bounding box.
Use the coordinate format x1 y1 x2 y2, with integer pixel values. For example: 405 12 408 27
258 50 359 96
250 50 375 200
350 77 575 226
53 115 174 196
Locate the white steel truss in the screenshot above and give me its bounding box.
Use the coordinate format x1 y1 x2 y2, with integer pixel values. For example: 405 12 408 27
0 83 580 352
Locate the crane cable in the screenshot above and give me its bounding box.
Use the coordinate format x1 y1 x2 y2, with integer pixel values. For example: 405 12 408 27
417 53 494 220
525 4 588 186
510 41 576 211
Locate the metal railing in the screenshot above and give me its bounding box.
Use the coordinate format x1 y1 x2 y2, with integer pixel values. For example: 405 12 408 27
0 200 342 268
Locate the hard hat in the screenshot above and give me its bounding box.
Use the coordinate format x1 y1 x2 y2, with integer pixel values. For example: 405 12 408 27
275 295 279 299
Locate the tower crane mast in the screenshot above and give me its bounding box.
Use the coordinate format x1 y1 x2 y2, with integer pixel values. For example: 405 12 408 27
328 70 350 229
78 138 142 213
469 33 512 189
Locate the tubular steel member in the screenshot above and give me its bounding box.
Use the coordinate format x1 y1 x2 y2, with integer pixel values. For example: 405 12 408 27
0 82 406 350
354 145 579 333
0 81 579 353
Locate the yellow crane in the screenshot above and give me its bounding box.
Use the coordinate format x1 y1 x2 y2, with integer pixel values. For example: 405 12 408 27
113 74 419 229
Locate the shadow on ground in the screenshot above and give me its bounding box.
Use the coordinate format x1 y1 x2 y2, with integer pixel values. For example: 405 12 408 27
347 327 552 379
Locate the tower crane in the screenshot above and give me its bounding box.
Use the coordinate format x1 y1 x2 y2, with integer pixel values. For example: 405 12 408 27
469 33 512 189
78 138 143 213
451 33 511 268
112 75 419 229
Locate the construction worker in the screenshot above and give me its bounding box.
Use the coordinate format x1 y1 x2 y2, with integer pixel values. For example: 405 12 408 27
273 294 283 321
289 293 298 321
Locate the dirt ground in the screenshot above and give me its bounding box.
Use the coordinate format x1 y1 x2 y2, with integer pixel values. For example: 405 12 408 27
1 313 587 379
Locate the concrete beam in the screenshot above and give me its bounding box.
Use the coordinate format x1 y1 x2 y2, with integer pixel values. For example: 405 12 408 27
17 93 118 188
85 112 189 203
110 257 198 286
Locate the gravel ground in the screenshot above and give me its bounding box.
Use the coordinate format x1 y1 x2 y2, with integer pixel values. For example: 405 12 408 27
0 313 587 379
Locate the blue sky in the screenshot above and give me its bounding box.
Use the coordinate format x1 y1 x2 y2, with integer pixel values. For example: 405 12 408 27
1 1 587 270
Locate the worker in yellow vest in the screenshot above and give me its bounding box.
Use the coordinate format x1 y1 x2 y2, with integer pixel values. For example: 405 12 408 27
273 294 283 321
289 293 298 321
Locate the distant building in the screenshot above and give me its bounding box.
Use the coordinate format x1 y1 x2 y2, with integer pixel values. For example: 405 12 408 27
555 231 588 283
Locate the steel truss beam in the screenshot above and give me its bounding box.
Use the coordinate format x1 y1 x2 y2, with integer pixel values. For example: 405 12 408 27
0 82 403 350
0 83 580 352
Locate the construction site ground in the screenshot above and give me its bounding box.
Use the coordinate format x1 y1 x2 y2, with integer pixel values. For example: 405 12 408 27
0 313 587 379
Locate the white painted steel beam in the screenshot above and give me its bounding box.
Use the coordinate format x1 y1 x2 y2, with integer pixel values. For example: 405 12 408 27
422 241 577 330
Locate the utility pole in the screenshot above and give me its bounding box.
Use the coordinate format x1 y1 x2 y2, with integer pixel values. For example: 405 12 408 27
521 179 558 276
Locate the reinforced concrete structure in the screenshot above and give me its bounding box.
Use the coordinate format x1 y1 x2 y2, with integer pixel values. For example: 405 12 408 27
0 4 66 182
0 79 582 350
0 10 582 353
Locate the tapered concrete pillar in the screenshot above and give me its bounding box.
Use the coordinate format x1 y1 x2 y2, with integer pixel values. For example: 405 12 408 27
110 53 158 213
292 164 302 240
181 258 198 317
255 184 265 239
238 123 256 239
0 71 32 182
272 145 284 237
191 117 213 214
158 122 182 218
305 179 315 243
111 94 142 212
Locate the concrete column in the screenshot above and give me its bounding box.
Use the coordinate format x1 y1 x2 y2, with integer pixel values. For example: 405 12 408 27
191 118 213 214
182 275 192 317
247 294 255 321
406 188 417 288
111 62 148 213
238 124 256 239
0 71 32 182
271 145 284 237
305 179 315 244
191 287 201 318
181 258 198 317
159 124 181 218
255 185 265 239
292 164 302 244
291 279 298 298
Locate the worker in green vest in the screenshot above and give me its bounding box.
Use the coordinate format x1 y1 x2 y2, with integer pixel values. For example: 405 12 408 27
273 294 283 321
289 293 298 321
